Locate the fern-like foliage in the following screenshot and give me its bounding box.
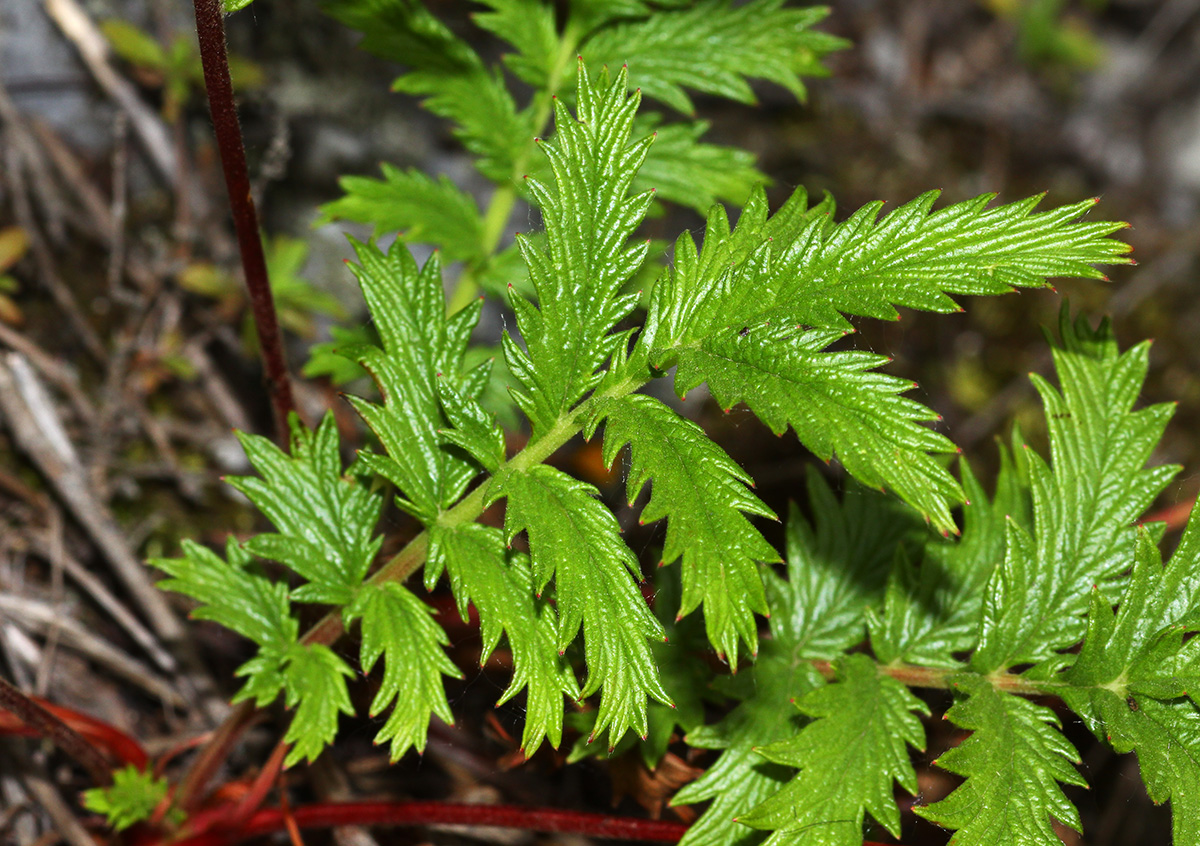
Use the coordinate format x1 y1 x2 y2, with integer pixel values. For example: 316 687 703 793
153 12 1200 840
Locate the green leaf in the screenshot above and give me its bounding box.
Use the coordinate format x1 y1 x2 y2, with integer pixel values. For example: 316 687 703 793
228 414 383 606
504 62 654 433
1057 511 1200 841
302 324 375 385
679 323 964 533
488 463 669 747
428 523 579 754
473 0 560 88
344 582 461 760
589 393 775 665
343 240 485 523
101 20 168 71
83 766 172 832
581 1 846 115
281 643 356 767
318 166 485 261
869 450 1028 667
642 189 1133 532
320 0 531 182
971 312 1177 673
153 537 297 652
675 489 914 845
633 117 765 213
916 676 1085 845
739 654 928 845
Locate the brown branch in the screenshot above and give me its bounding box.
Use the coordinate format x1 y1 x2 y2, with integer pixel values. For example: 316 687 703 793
192 0 296 445
0 677 113 786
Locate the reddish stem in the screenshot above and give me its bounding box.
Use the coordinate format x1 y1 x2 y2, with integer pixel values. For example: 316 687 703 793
167 801 691 845
192 0 296 445
0 678 122 784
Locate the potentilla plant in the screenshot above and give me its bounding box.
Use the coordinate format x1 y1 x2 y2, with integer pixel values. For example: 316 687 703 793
86 2 1200 845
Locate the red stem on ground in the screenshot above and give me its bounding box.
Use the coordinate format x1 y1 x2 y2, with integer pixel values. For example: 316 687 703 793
162 801 692 845
0 678 130 783
192 0 296 445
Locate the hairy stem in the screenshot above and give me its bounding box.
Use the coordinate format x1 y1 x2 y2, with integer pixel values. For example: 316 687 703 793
811 659 1058 697
193 0 296 445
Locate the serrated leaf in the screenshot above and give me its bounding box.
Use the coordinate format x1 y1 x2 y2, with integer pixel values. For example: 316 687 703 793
83 766 172 832
437 376 506 473
633 116 765 213
321 0 531 182
972 312 1178 673
344 582 461 760
590 393 776 665
318 165 485 261
643 191 1132 533
474 0 559 88
281 643 356 767
488 463 669 746
504 62 654 433
739 654 928 845
916 676 1085 845
581 1 846 115
227 414 383 606
428 523 578 753
675 490 914 845
870 450 1027 667
679 323 964 533
343 240 485 523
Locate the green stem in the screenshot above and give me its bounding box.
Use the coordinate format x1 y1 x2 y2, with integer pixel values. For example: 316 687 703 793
446 21 582 314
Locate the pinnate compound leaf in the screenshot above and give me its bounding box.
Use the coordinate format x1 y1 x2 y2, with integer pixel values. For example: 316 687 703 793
320 0 530 182
581 1 846 115
916 676 1085 845
643 189 1133 534
590 393 776 665
488 463 669 747
971 312 1177 673
739 654 928 845
281 643 356 767
428 523 578 753
505 62 654 433
318 165 484 261
343 582 461 760
228 414 383 606
344 240 485 523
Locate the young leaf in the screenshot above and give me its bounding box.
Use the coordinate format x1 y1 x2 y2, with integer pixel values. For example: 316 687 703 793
343 241 485 523
739 654 929 846
227 415 383 606
343 582 461 760
589 392 777 665
504 62 654 433
427 523 579 754
971 312 1178 673
916 676 1086 845
473 0 559 88
83 766 172 832
318 165 485 262
280 643 356 767
487 463 670 747
581 1 847 115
